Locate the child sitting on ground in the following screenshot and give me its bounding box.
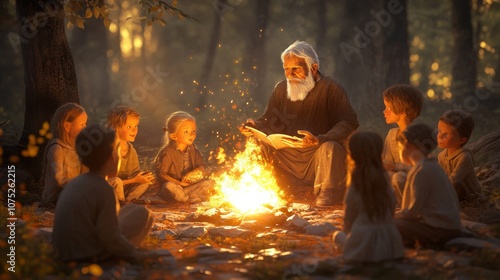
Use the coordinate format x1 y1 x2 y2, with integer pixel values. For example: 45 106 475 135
106 106 154 204
382 84 423 205
395 123 462 248
41 103 88 207
154 111 214 203
437 110 484 202
52 124 154 262
332 131 404 262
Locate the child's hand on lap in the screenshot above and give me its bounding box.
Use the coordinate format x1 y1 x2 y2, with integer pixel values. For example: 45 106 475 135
134 171 155 184
182 169 204 184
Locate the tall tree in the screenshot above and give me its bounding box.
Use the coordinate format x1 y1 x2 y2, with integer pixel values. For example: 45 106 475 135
1 2 23 126
196 0 226 109
243 0 270 105
14 0 79 178
316 0 327 58
335 0 385 118
16 0 79 144
382 0 410 86
70 19 110 109
451 0 477 101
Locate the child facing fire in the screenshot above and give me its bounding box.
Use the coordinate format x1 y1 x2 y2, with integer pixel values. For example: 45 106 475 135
394 123 462 248
154 111 214 203
332 131 404 262
382 84 423 205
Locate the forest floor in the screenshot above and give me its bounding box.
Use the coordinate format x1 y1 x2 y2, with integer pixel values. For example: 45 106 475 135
2 140 500 279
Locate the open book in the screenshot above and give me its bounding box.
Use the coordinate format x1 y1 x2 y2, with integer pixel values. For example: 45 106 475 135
246 126 303 149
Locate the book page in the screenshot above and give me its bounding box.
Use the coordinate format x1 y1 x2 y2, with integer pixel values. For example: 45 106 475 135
267 134 302 149
245 126 302 149
245 126 270 145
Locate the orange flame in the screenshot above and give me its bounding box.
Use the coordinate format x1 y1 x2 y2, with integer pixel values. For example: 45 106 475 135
209 138 286 214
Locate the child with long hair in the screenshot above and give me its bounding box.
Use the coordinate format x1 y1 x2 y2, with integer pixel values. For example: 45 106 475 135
332 131 404 262
41 103 88 207
154 111 214 203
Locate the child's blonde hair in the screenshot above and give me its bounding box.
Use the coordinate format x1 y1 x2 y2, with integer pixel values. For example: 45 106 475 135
347 131 393 221
41 103 85 186
106 106 141 130
161 111 196 145
51 103 86 146
383 84 423 122
154 111 195 163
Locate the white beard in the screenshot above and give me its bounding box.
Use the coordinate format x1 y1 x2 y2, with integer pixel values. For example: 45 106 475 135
286 72 316 101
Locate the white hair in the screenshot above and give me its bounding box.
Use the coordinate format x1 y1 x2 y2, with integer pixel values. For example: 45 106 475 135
281 41 320 70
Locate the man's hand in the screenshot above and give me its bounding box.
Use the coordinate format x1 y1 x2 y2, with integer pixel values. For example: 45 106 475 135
239 118 255 137
281 130 319 148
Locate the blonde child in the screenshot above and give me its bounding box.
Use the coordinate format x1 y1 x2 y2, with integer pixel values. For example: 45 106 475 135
382 84 423 204
154 111 214 203
437 110 484 201
41 103 88 207
106 106 154 204
332 131 404 262
395 123 462 248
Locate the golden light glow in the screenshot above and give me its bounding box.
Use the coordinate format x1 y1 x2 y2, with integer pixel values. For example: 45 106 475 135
108 22 117 33
133 35 143 57
427 89 435 98
443 90 452 99
120 29 132 58
111 59 120 73
208 139 286 214
412 36 425 50
410 73 421 86
485 67 495 76
431 62 439 71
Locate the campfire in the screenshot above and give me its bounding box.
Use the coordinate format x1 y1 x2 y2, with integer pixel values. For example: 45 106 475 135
207 138 286 214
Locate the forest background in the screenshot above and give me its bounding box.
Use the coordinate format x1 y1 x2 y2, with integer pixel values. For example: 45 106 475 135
1 0 499 174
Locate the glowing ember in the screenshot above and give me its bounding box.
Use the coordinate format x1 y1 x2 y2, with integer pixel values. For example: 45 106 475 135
209 138 286 214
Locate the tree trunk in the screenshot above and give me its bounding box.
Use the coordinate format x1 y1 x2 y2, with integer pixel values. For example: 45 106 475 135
15 0 79 179
70 19 110 109
451 0 477 102
0 3 23 121
16 0 79 141
316 0 327 59
196 0 225 109
335 0 385 119
243 0 270 105
382 0 409 86
494 55 500 86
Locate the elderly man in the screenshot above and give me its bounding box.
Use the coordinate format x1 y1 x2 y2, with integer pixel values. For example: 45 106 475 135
240 41 359 206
